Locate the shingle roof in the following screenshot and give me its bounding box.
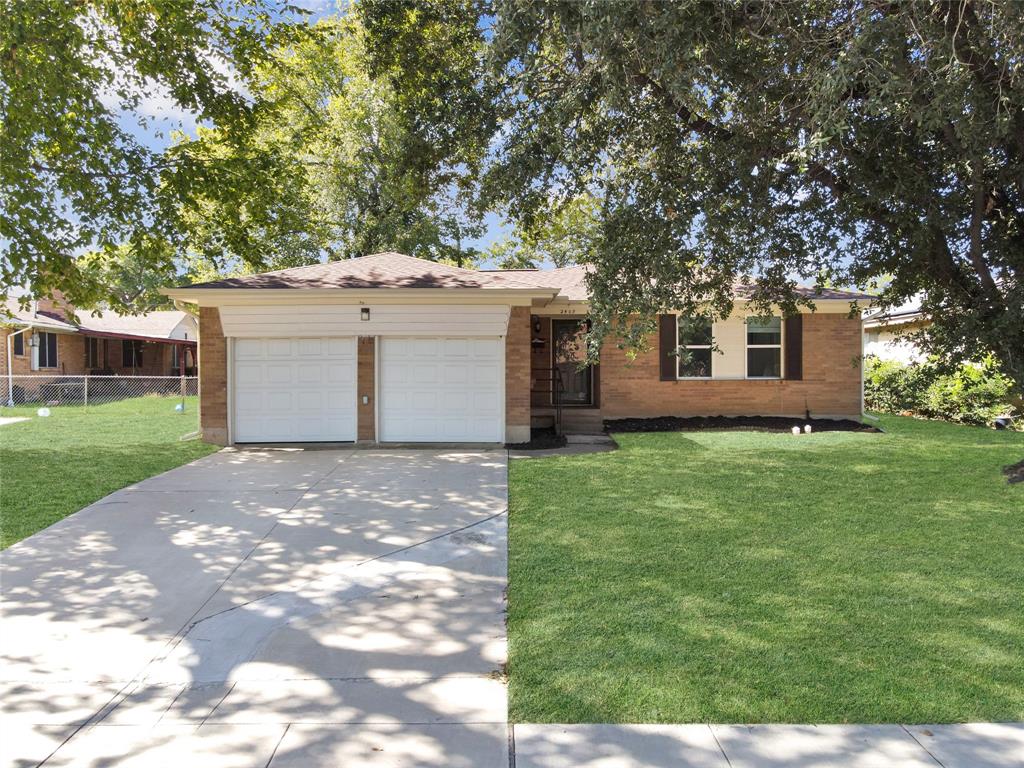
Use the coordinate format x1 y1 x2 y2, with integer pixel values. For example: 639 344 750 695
732 282 875 301
77 310 191 340
181 252 549 291
175 252 874 303
487 266 873 302
2 299 193 341
497 265 592 301
1 299 79 332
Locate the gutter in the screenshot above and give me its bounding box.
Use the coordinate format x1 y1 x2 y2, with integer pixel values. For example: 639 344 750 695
172 298 199 318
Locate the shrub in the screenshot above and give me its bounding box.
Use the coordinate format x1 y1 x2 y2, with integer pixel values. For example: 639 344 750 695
922 359 1016 426
865 355 1017 426
864 357 932 413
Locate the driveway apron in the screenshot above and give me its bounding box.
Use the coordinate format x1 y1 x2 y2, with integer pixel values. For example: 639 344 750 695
1 448 510 767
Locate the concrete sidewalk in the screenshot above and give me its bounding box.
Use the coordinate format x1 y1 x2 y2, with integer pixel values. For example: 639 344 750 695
512 723 1024 768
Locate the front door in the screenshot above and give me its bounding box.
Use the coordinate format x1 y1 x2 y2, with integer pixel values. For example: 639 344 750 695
552 319 593 405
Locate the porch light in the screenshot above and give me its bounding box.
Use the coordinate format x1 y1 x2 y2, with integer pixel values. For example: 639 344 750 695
360 307 370 321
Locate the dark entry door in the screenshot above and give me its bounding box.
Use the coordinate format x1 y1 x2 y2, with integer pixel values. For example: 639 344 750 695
552 319 593 405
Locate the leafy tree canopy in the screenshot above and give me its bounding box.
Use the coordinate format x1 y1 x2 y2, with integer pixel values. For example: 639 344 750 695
486 194 600 269
1 0 311 310
362 0 1024 389
171 14 486 272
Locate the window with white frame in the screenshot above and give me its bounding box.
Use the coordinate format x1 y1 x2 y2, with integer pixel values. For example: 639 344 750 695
676 316 713 378
746 317 782 378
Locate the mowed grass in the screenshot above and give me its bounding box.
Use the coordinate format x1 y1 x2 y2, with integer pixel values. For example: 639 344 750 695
508 416 1024 724
0 396 218 548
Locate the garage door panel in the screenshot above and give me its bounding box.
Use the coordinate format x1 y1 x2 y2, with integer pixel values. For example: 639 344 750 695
266 339 292 357
297 338 324 356
380 337 503 443
235 339 265 359
296 364 324 385
234 336 356 443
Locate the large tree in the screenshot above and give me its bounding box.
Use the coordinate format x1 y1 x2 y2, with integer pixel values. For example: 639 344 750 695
172 14 486 270
363 0 1024 390
1 0 311 309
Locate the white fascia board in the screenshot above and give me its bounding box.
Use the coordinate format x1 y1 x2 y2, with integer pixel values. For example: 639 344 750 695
160 287 558 307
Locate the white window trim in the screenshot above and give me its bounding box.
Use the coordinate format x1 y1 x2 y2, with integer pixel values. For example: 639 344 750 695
676 315 714 380
745 317 784 380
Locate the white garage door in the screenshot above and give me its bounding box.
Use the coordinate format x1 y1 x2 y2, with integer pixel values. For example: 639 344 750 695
233 337 357 443
380 337 503 442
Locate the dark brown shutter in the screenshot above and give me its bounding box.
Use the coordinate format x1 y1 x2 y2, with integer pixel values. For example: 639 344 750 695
784 315 803 380
659 314 677 381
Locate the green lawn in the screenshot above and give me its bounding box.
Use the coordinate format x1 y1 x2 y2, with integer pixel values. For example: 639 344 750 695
508 415 1024 724
0 396 218 548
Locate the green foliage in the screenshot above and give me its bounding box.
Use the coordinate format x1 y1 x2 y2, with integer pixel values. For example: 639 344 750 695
864 357 933 414
0 0 311 306
486 195 601 268
76 241 177 313
362 0 1024 392
923 359 1017 426
172 14 485 268
865 356 1016 426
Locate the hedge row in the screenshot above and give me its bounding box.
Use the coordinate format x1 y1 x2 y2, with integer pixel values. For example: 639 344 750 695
864 356 1017 426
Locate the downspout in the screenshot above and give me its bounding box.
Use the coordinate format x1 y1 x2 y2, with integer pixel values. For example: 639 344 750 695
6 326 31 407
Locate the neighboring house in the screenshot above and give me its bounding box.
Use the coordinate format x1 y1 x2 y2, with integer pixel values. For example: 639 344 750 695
863 296 930 364
164 252 871 446
1 294 199 380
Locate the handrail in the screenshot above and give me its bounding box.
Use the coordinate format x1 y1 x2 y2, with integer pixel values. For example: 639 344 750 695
531 366 564 437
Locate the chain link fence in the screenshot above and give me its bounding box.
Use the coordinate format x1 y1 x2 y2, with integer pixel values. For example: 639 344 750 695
4 375 198 408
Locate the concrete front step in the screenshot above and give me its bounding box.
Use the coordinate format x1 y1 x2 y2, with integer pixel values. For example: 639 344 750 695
532 409 605 435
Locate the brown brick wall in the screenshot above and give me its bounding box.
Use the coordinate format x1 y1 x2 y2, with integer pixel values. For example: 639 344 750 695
199 307 228 445
505 306 532 442
0 329 84 377
600 312 863 419
0 328 33 378
357 336 375 441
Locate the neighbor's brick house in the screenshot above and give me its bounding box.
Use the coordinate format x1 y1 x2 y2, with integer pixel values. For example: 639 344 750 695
2 295 199 401
163 252 870 446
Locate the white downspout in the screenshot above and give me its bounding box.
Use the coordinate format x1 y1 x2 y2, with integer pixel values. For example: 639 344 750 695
860 315 866 419
6 326 31 407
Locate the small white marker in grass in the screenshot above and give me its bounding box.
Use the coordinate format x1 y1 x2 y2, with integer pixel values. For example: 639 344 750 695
791 426 801 436
804 424 812 434
37 407 51 417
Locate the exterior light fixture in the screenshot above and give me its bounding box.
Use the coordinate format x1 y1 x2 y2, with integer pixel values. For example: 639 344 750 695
360 307 370 321
28 334 39 348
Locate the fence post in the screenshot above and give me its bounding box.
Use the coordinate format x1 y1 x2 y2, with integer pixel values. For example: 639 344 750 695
84 375 89 408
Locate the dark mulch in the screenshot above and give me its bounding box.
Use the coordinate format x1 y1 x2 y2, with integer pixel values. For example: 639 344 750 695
506 427 568 450
604 415 881 434
1004 459 1024 485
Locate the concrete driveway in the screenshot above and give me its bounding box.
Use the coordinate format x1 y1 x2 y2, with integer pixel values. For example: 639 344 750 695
1 448 509 767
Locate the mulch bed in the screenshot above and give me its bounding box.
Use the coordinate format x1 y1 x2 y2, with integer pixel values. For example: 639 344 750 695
506 427 568 450
604 415 881 434
1003 459 1024 485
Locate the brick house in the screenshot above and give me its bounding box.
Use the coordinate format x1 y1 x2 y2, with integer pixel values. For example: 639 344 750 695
2 295 199 400
163 252 871 446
